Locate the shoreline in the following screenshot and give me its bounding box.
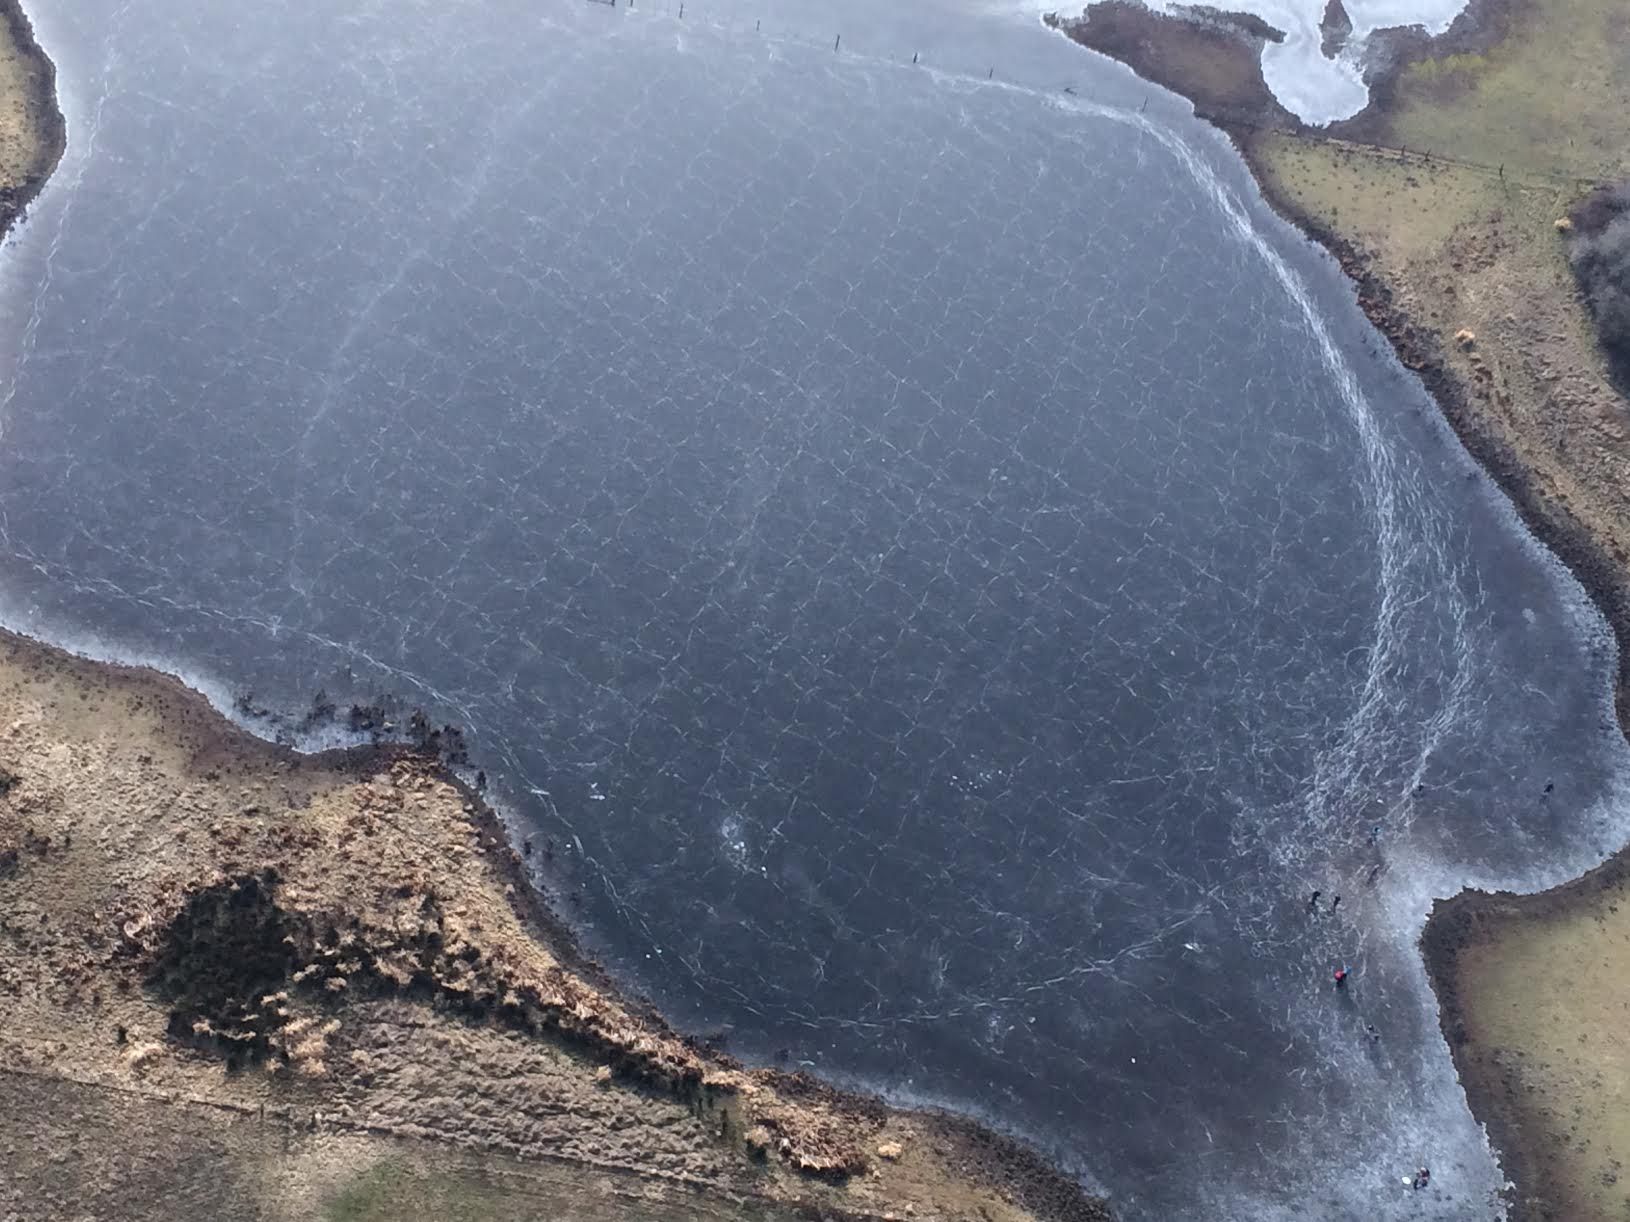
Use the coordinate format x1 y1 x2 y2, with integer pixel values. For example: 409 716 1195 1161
1046 0 1630 700
1244 168 1630 728
1051 1 1630 1216
0 626 1113 1222
1261 146 1630 1222
1414 845 1630 1219
0 0 63 233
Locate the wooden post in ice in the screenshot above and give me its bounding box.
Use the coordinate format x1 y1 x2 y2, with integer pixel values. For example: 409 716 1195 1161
834 33 840 52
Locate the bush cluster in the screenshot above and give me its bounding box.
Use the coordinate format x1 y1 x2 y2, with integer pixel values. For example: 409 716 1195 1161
1569 181 1630 389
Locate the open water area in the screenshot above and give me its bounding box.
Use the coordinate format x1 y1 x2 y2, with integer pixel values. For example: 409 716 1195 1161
2 0 1625 1217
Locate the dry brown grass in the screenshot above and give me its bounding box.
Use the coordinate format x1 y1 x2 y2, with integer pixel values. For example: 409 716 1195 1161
1429 869 1630 1221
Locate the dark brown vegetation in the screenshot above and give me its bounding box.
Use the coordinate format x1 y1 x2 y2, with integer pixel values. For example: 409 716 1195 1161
1319 0 1352 58
1567 181 1630 392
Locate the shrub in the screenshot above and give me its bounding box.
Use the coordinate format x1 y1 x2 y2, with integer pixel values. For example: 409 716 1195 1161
1568 181 1630 390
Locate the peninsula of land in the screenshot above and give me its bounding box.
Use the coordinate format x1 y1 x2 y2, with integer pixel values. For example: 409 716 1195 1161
1048 1 1630 1217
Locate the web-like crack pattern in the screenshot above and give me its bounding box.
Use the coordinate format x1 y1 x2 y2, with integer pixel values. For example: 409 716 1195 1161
1 3 1625 1218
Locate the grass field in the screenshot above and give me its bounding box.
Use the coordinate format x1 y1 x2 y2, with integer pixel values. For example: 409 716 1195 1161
320 1155 787 1222
1381 0 1630 181
1439 879 1630 1222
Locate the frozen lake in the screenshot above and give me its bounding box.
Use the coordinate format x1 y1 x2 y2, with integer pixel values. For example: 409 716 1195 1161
1 1 1618 1217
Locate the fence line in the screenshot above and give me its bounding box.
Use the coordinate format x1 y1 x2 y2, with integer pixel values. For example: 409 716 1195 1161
576 0 1013 86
